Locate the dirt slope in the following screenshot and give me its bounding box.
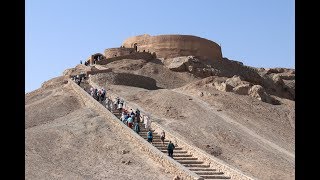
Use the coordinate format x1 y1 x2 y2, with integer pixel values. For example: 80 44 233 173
101 59 199 89
25 77 174 180
104 81 294 180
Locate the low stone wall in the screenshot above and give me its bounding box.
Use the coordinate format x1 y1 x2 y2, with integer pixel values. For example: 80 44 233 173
104 47 135 59
90 72 158 90
91 80 255 180
69 79 204 180
96 52 154 65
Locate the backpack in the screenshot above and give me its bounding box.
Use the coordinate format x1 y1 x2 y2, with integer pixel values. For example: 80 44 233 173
147 131 153 138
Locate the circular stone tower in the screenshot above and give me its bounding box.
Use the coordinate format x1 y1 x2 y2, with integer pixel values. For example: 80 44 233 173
122 34 222 61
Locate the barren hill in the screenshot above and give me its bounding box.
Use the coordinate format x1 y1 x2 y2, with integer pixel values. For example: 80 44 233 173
25 77 175 180
26 55 295 179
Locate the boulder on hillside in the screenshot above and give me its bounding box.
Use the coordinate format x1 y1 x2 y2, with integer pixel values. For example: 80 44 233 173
248 85 281 105
225 75 244 88
249 85 268 101
283 80 295 100
233 84 251 95
279 74 295 80
266 68 285 74
272 74 284 86
166 56 201 72
214 82 233 92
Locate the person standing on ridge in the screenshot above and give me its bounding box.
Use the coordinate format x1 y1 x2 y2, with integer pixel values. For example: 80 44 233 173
167 141 175 158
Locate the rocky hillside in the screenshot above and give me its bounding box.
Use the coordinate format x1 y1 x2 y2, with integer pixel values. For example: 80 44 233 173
27 56 295 180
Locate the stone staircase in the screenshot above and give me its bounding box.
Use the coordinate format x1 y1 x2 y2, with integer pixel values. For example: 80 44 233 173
77 80 254 179
112 111 231 179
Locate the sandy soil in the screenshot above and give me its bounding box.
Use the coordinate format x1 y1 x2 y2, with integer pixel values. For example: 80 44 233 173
25 78 174 180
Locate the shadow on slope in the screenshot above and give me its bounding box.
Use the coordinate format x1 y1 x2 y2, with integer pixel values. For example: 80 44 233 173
90 72 161 90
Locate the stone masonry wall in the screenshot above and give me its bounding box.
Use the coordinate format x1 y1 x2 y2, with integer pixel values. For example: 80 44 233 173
96 52 154 65
69 79 204 180
122 34 222 61
104 47 135 59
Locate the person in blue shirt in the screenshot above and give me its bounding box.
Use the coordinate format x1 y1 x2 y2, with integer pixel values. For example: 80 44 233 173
127 116 133 128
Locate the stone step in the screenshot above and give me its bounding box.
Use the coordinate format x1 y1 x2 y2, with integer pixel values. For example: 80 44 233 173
183 164 210 168
140 133 158 135
199 175 231 179
139 131 156 133
173 157 198 161
173 154 193 157
153 145 171 147
138 128 154 131
151 142 170 145
142 137 167 140
153 147 183 150
141 136 168 139
161 150 188 153
153 145 177 148
140 135 162 137
139 130 156 133
147 140 170 143
189 168 216 171
148 141 170 144
195 171 224 175
176 160 204 164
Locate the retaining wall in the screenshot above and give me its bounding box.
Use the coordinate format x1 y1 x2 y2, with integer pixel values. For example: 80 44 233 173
104 47 135 59
69 79 204 180
96 52 154 65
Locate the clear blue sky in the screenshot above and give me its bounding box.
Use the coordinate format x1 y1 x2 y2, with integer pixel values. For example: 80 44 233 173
26 0 294 93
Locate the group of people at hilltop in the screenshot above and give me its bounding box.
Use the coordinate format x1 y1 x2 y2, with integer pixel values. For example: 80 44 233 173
74 77 176 158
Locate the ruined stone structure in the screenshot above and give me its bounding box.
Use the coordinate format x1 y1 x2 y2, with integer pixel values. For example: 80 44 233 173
104 47 135 58
86 34 223 65
122 34 223 61
96 52 154 65
87 53 105 65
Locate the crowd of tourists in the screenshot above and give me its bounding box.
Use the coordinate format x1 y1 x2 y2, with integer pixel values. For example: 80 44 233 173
71 74 86 86
73 76 176 158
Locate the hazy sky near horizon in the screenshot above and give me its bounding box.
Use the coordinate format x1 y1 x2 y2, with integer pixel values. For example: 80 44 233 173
26 0 294 93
